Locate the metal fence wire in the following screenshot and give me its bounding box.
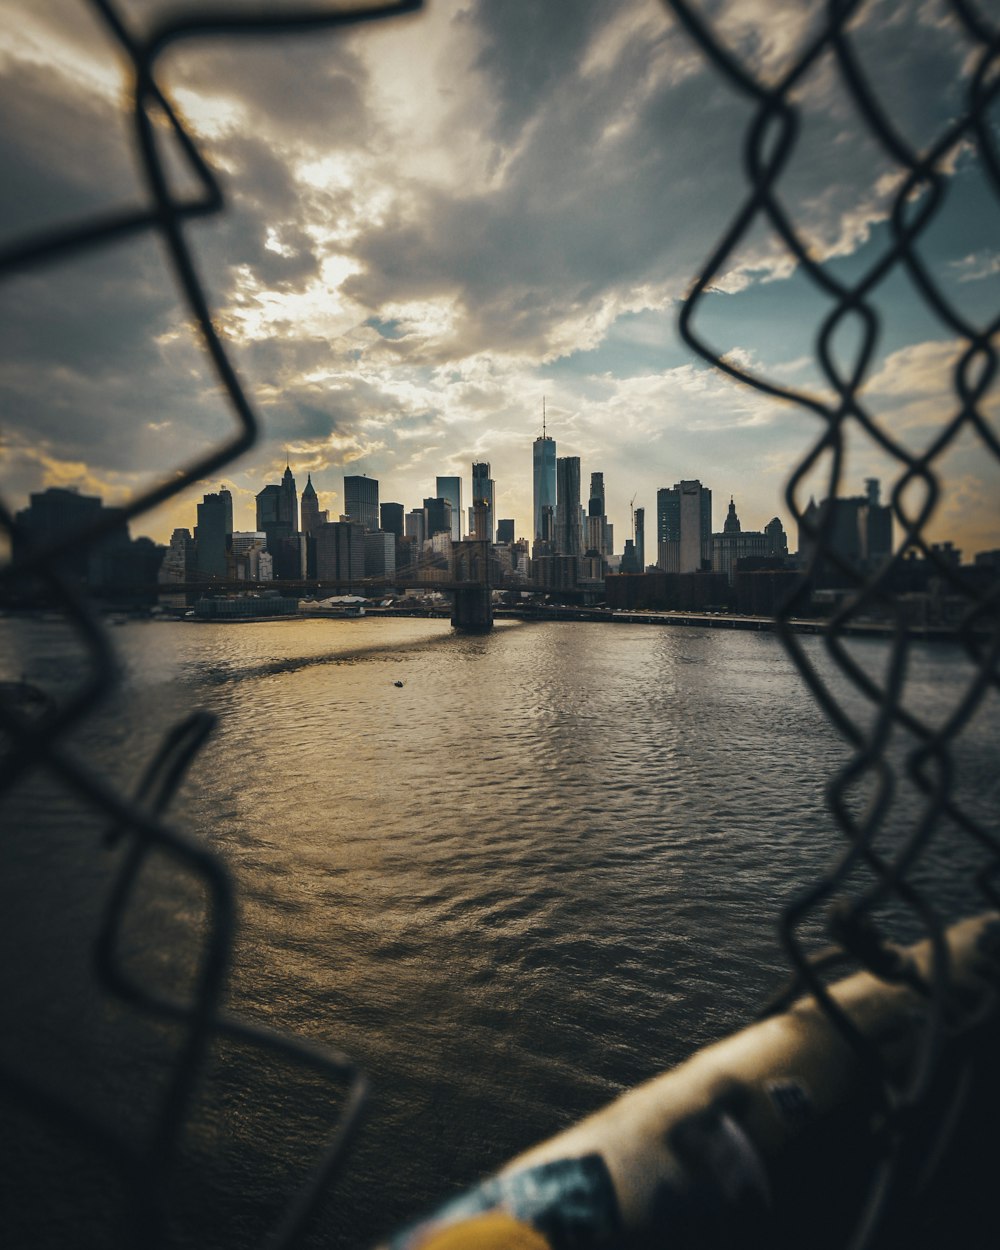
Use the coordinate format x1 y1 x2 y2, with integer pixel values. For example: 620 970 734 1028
1 1 999 1248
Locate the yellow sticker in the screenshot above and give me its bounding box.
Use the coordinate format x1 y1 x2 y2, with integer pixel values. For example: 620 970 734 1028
418 1210 551 1250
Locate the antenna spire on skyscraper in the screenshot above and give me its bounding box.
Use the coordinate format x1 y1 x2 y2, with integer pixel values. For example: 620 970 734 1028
542 396 546 439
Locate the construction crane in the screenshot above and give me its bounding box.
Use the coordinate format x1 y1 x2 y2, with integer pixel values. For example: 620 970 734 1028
629 492 637 541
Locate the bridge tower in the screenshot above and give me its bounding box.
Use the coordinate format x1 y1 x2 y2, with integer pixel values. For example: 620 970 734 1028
451 500 493 631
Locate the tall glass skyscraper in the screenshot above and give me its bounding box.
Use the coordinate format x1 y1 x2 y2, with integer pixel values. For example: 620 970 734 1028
343 474 379 532
533 434 556 541
555 456 582 556
471 462 494 542
436 475 463 541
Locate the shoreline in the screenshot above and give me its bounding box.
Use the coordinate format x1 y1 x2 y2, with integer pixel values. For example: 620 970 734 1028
0 605 974 642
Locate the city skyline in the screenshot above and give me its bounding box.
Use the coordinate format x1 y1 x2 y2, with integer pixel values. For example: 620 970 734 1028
172 451 798 560
2 3 998 556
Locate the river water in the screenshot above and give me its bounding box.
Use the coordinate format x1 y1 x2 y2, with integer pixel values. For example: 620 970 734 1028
0 616 996 1248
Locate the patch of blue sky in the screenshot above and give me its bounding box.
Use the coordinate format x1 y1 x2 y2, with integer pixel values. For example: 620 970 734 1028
544 309 689 381
365 315 407 340
555 158 996 407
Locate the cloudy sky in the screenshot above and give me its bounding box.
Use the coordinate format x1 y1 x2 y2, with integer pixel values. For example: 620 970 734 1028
2 0 998 556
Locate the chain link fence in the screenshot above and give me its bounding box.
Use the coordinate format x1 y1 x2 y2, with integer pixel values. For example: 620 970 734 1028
669 1 1000 1244
1 1 998 1247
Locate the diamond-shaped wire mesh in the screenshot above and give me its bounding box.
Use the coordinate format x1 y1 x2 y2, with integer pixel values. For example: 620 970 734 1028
1 2 998 1248
665 0 1000 1242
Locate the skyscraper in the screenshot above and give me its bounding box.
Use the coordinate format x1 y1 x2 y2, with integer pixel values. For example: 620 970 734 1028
380 502 404 539
656 481 712 572
587 471 607 557
256 484 281 529
471 462 494 543
555 457 582 557
300 474 320 535
195 488 233 579
423 497 453 540
256 483 291 565
280 463 298 531
532 422 556 542
315 520 365 580
634 507 645 571
364 531 395 579
405 509 426 546
159 527 195 585
344 474 379 532
496 519 515 545
798 479 892 584
436 476 463 541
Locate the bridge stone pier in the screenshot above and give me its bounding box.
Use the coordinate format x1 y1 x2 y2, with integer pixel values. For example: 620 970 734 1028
451 585 492 632
451 537 493 632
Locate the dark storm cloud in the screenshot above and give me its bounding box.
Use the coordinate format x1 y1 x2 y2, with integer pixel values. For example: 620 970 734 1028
0 56 139 244
168 36 373 149
0 19 364 485
462 0 612 145
341 20 747 357
340 0 985 365
0 40 228 475
0 234 233 472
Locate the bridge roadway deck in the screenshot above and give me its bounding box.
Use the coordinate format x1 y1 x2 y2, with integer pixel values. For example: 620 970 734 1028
157 577 494 594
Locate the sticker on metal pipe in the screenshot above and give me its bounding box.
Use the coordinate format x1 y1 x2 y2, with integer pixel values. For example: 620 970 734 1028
385 1154 621 1250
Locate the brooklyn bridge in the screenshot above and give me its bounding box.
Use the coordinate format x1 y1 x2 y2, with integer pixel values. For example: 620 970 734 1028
160 538 509 631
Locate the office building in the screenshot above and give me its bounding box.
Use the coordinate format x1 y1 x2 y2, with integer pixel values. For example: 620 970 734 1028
587 472 607 557
315 521 365 581
14 486 102 552
380 502 404 540
619 539 640 574
159 528 195 585
195 488 233 579
436 476 463 541
256 483 282 529
364 531 396 579
280 463 298 531
533 429 557 541
471 462 495 543
344 474 379 532
255 475 294 566
555 456 582 556
229 531 269 580
634 507 645 571
496 518 515 545
256 463 298 533
423 496 453 541
231 530 266 558
798 478 892 585
405 509 426 547
12 486 122 586
532 504 556 560
657 481 712 573
470 500 491 543
300 474 322 535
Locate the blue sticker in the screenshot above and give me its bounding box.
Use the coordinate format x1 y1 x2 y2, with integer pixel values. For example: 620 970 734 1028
389 1154 620 1250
